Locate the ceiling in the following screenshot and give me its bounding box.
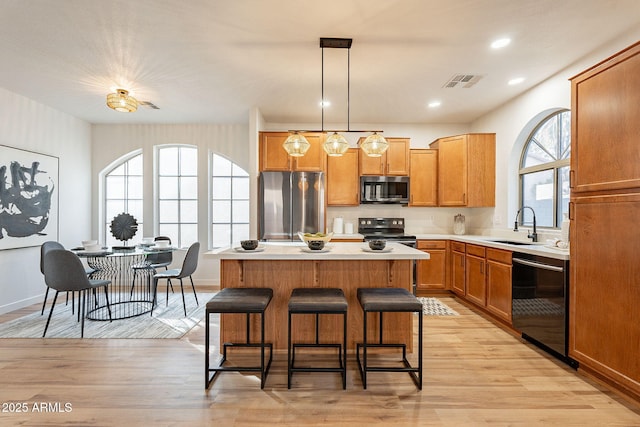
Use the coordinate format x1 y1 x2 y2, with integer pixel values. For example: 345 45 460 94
1 0 639 126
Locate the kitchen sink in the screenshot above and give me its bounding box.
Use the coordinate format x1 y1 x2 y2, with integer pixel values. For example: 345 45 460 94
485 239 537 246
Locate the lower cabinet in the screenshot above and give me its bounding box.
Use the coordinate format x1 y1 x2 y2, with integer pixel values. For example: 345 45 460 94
416 240 447 291
485 248 512 323
449 241 512 325
450 241 466 296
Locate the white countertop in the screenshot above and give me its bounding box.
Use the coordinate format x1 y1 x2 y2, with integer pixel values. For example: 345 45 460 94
205 241 430 261
414 234 570 260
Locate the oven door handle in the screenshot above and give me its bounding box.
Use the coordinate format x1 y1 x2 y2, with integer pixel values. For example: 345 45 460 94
513 257 564 272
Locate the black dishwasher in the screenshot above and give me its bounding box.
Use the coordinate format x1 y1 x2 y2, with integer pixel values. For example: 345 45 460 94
511 253 578 368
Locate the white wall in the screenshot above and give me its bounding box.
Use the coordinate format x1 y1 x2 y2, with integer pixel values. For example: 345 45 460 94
0 88 92 314
91 123 250 286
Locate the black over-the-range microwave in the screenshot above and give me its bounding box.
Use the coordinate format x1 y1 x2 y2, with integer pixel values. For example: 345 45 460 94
360 176 410 204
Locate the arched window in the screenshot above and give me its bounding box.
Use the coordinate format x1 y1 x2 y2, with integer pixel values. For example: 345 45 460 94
157 145 198 248
519 110 571 228
103 152 143 246
211 154 249 247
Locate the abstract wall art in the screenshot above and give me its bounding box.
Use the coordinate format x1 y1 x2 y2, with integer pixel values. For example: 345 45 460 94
0 145 59 250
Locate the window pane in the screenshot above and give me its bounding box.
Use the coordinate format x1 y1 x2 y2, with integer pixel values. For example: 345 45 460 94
523 141 554 167
159 200 179 222
522 170 554 227
159 177 178 199
212 177 231 199
234 177 249 199
106 176 125 199
232 163 249 177
159 147 179 175
180 148 198 175
180 200 198 223
532 117 559 160
180 224 198 248
232 200 250 222
212 201 231 222
212 155 232 176
127 176 143 199
110 164 125 176
232 223 250 243
128 155 143 175
559 111 571 159
558 166 570 224
180 176 198 199
159 224 179 243
127 200 143 222
106 200 125 221
211 224 231 248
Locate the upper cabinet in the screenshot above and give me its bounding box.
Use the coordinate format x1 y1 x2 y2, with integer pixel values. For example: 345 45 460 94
327 148 360 206
359 137 410 176
570 43 640 194
260 132 326 172
430 133 495 207
409 149 437 206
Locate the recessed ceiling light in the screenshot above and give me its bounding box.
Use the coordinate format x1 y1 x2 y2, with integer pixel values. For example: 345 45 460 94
319 100 330 107
508 77 525 85
428 101 441 108
491 38 511 49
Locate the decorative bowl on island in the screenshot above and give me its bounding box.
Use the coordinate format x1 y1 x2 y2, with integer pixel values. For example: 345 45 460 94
306 240 326 251
240 239 260 250
298 232 333 244
368 240 387 251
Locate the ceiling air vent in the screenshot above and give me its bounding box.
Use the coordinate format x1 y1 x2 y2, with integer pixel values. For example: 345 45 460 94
443 74 483 88
139 101 160 110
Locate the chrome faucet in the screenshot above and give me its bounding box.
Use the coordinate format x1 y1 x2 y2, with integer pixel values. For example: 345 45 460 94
514 206 538 242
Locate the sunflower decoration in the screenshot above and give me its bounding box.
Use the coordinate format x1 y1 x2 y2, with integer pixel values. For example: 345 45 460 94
110 212 138 244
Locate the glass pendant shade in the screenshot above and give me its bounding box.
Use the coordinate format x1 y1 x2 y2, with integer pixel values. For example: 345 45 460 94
323 132 349 156
360 132 389 157
282 132 311 157
106 89 138 113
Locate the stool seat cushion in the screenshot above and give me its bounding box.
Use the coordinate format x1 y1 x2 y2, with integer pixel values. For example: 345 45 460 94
206 288 273 313
357 288 422 312
289 288 348 313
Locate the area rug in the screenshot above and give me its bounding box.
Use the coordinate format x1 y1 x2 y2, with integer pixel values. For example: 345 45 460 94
0 292 215 339
418 297 459 316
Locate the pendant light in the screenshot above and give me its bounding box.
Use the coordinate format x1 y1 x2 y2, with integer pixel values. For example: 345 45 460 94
360 132 389 157
286 38 385 157
324 132 349 156
282 131 311 157
106 89 138 113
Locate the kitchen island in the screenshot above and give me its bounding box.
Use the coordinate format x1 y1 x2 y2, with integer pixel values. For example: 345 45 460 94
206 242 429 351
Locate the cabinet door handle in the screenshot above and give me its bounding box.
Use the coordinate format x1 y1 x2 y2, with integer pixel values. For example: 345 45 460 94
569 170 575 189
568 201 574 220
480 261 484 274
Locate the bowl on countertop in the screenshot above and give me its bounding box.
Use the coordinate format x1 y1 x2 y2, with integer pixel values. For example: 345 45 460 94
154 240 170 248
240 239 259 250
298 232 333 244
368 240 387 251
306 240 326 251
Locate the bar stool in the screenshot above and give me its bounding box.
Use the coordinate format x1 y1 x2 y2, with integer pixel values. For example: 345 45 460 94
356 287 423 390
205 288 273 389
288 288 348 389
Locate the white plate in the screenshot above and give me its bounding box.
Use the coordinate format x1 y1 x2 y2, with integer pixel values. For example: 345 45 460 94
300 246 331 253
234 246 265 252
148 246 174 251
544 245 569 252
362 247 394 253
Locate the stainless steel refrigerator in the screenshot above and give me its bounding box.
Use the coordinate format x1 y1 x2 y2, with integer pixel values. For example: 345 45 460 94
259 171 325 240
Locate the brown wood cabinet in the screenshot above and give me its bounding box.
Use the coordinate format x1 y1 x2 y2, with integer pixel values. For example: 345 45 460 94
409 149 438 206
430 133 495 207
260 132 326 172
358 137 410 176
485 248 512 323
450 241 466 296
327 148 359 206
465 244 486 306
416 240 447 291
569 41 640 400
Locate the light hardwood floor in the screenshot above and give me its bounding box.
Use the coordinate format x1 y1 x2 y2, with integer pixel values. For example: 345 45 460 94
1 295 639 426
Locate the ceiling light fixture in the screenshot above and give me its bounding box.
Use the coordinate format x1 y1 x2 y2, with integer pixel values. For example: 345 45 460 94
428 101 442 108
491 37 511 49
106 88 138 113
284 37 387 158
282 131 311 157
508 77 525 85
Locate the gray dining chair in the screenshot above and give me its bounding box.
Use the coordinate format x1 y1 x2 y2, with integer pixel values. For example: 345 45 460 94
130 236 175 297
152 242 200 317
42 249 113 337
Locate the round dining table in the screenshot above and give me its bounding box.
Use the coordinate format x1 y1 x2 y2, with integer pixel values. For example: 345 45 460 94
73 245 177 320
